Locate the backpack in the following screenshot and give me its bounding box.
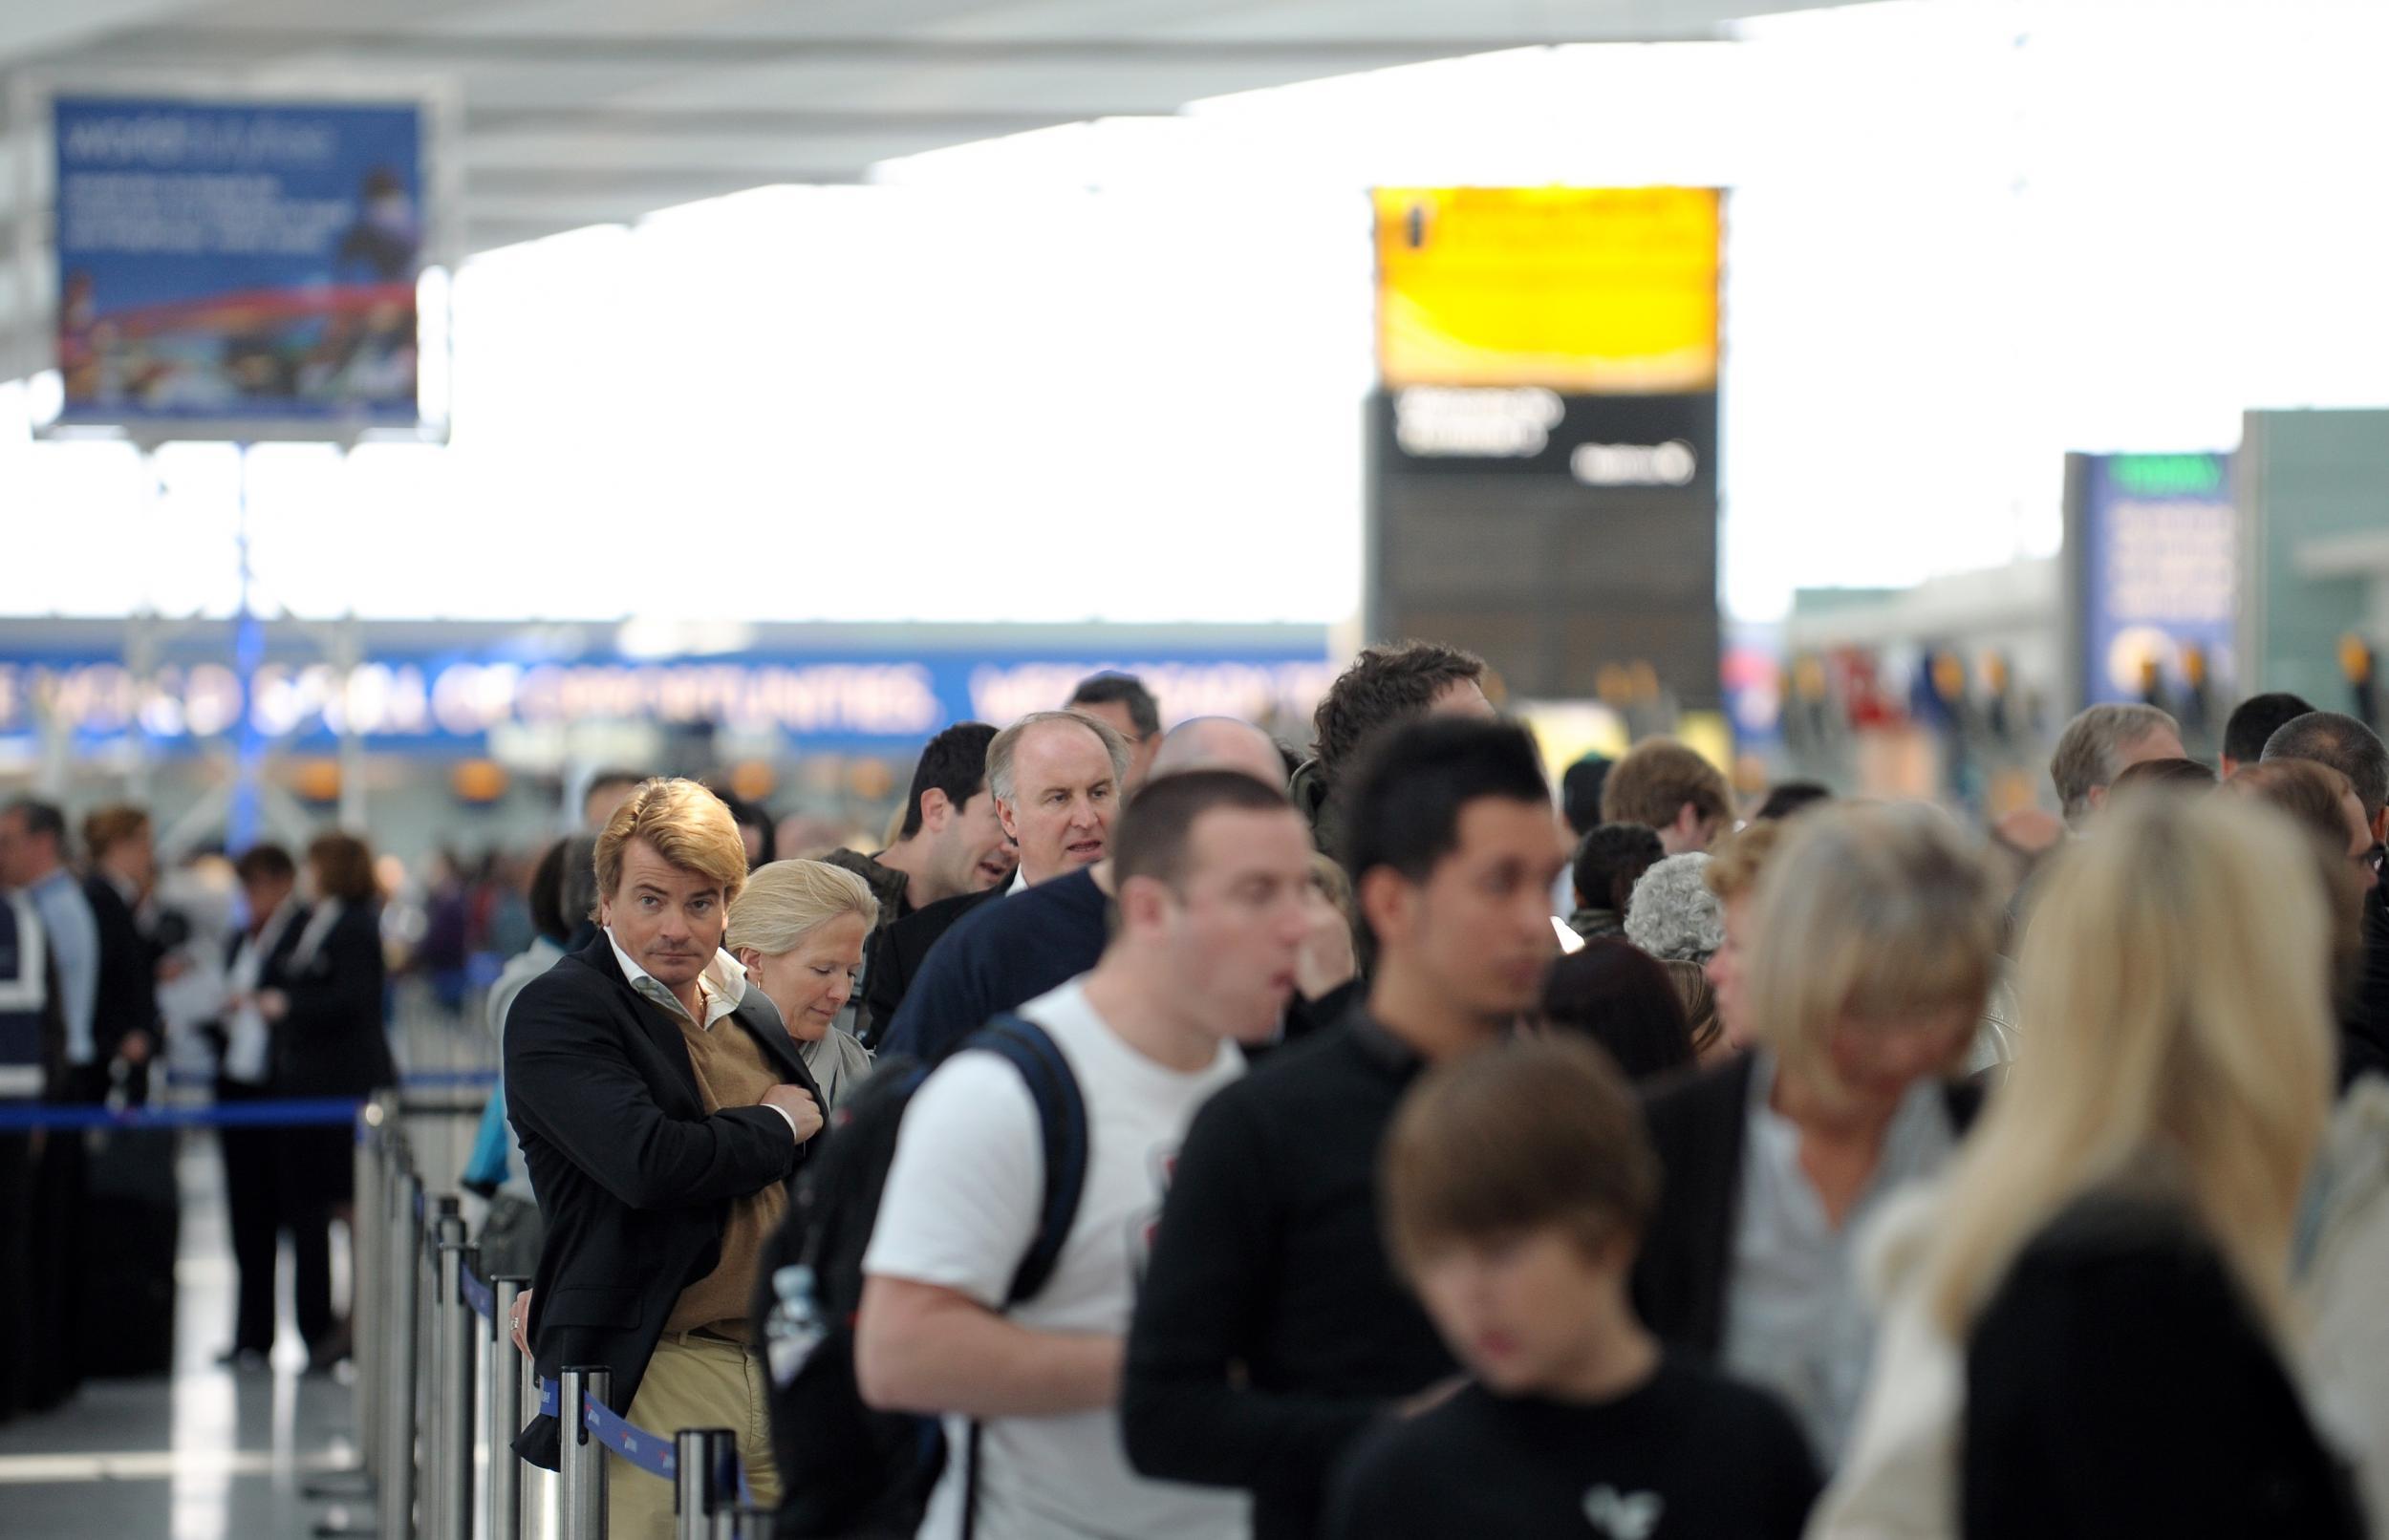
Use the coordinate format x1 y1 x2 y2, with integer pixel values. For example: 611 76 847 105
760 1014 1088 1539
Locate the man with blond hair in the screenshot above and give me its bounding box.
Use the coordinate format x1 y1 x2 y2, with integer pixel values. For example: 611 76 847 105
506 778 828 1536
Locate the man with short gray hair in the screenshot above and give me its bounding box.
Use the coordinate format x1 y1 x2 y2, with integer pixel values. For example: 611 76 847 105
881 716 1291 1063
864 712 1129 1037
2264 710 2389 1078
2048 703 2186 828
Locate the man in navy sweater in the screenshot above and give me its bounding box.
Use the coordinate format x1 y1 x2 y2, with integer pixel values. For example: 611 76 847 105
882 717 1295 1064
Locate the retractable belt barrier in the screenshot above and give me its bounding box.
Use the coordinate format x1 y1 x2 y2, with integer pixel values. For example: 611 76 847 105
0 1089 490 1134
164 1067 501 1092
349 1089 762 1540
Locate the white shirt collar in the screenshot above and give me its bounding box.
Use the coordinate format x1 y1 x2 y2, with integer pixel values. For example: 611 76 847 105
604 927 745 1030
1007 866 1030 896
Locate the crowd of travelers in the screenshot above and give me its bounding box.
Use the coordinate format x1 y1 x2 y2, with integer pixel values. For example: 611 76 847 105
7 650 2389 1540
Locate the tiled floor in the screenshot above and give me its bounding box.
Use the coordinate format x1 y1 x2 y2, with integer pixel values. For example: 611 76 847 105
0 1006 517 1539
0 1133 375 1539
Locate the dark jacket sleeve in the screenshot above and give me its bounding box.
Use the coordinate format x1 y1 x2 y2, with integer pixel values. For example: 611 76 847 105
859 921 911 1051
1122 1086 1390 1507
878 924 989 1063
2349 886 2389 1086
1962 1205 2366 1540
504 969 796 1213
280 909 385 1037
1630 1057 1750 1357
276 907 394 1094
83 880 160 1060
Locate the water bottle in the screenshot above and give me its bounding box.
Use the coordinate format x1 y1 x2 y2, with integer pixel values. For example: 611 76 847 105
764 1264 828 1387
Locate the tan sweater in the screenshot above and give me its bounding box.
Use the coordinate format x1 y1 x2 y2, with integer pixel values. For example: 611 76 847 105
663 1011 789 1339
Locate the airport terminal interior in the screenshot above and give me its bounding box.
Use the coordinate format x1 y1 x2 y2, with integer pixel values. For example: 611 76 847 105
6 1 2389 1537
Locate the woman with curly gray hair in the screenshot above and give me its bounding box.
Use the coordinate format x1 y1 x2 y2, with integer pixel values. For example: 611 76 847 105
1625 852 1726 964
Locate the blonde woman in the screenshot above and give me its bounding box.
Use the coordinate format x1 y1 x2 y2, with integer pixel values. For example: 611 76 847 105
727 859 879 1109
1814 795 2359 1539
1632 803 2001 1468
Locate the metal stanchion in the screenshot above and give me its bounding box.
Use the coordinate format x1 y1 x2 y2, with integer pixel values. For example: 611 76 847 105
432 1234 478 1540
488 1275 529 1540
425 1201 465 1540
309 1097 390 1529
354 1099 387 1481
710 1507 773 1540
557 1366 610 1540
378 1166 423 1540
673 1429 738 1540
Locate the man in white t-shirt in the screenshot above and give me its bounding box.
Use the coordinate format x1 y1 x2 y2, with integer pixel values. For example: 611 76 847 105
858 768 1316 1540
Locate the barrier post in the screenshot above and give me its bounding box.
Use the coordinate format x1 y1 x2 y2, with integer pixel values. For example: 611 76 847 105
433 1235 479 1540
353 1098 387 1483
711 1507 774 1539
558 1366 610 1540
378 1166 423 1540
488 1275 529 1540
673 1429 738 1540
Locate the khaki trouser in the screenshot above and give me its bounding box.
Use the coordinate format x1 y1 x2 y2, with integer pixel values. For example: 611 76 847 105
607 1329 781 1539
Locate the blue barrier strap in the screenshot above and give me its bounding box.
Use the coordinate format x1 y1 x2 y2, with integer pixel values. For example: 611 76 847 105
528 1379 754 1503
392 1069 502 1089
583 1394 678 1483
0 1097 367 1133
166 1067 498 1091
461 1267 496 1322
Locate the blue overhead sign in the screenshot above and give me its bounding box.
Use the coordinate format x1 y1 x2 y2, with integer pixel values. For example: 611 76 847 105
53 94 427 430
0 644 1335 757
2075 452 2237 708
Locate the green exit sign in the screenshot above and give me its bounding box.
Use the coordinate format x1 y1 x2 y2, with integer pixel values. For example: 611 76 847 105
2109 454 2226 498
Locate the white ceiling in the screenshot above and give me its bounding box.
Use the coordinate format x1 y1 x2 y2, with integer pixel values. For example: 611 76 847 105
0 0 1853 372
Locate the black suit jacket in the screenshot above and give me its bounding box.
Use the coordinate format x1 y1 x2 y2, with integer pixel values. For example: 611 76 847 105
209 904 310 1076
506 931 826 1469
273 901 395 1098
1632 1053 1982 1358
81 874 160 1063
858 882 1004 1046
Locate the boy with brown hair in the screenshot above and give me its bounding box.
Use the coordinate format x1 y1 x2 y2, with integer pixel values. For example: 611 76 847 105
1324 1037 1819 1540
1602 738 1733 854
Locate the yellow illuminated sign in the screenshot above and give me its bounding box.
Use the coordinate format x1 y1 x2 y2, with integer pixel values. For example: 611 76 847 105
1373 186 1721 393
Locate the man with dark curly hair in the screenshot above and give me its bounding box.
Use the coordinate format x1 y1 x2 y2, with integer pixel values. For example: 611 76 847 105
1290 641 1493 853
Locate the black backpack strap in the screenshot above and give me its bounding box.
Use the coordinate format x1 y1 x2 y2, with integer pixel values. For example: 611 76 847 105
963 1013 1091 1305
955 1013 1090 1538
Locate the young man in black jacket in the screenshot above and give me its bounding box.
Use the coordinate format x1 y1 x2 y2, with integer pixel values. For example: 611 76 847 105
1122 717 1568 1540
506 779 826 1538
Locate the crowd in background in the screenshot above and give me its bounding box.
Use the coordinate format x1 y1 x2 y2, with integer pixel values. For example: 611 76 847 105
3 650 2389 1540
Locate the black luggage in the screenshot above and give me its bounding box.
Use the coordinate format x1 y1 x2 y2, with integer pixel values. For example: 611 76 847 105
76 1124 180 1376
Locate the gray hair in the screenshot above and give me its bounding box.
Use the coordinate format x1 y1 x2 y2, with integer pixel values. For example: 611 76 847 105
988 710 1130 807
1625 853 1725 964
2262 710 2389 823
2050 703 2182 828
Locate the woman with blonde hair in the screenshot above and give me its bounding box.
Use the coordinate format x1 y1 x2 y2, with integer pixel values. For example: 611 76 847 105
1633 802 2000 1469
726 859 879 1109
1814 795 2360 1538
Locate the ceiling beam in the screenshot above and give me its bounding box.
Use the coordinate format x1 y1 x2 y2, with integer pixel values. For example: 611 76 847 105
460 129 972 173
68 30 1682 71
463 166 863 201
464 106 1155 137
